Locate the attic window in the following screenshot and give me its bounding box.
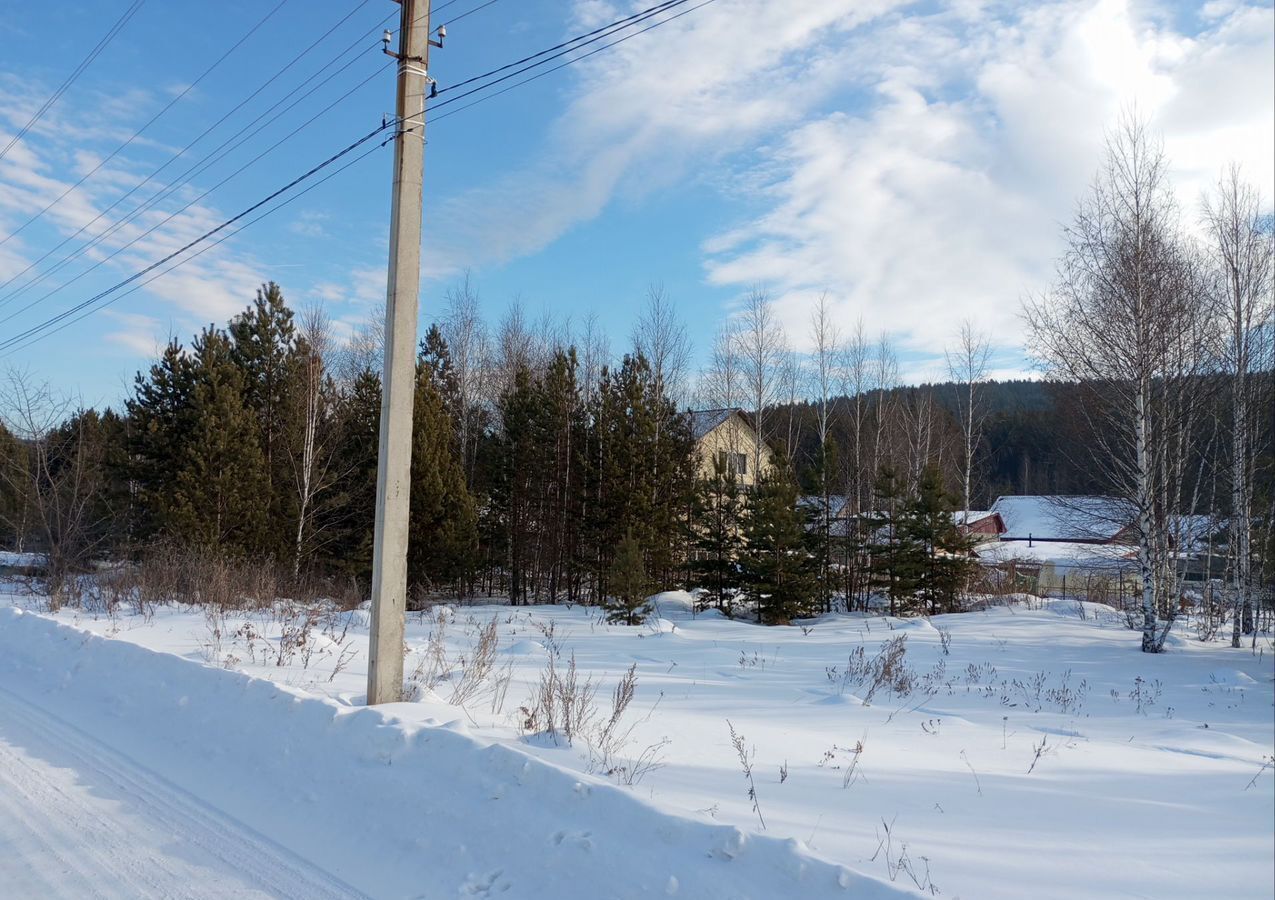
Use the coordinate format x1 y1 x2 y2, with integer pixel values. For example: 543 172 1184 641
718 450 747 475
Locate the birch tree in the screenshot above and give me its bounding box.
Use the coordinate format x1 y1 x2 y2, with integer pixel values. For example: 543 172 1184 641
632 284 691 409
737 288 785 479
289 306 341 575
840 319 870 515
1025 114 1212 653
946 320 992 518
441 276 492 486
1203 166 1274 644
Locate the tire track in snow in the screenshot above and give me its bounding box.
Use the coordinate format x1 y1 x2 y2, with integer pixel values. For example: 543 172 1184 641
0 684 364 899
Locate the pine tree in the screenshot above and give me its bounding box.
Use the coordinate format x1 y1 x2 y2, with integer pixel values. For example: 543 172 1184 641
692 455 743 612
168 327 269 553
0 419 26 550
228 282 301 558
325 368 382 580
493 365 541 604
605 530 650 624
740 452 816 624
126 339 197 542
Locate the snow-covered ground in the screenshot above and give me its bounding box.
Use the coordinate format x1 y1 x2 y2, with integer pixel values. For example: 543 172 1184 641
2 586 1272 899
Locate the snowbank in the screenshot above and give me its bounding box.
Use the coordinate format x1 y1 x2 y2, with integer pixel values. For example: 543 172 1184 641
0 607 912 899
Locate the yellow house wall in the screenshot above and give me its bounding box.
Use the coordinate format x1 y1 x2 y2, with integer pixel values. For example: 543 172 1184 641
695 415 773 488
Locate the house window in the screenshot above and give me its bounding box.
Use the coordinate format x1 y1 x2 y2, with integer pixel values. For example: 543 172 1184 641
718 451 747 475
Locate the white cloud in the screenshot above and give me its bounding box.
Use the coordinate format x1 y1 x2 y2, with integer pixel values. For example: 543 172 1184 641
100 309 166 357
704 0 1275 356
424 0 909 275
423 0 1273 364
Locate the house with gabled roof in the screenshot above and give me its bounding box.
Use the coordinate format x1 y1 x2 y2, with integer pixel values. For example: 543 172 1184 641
689 408 772 489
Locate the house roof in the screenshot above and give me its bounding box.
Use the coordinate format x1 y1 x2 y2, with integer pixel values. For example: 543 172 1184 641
688 407 747 440
990 495 1136 542
798 495 849 518
977 539 1138 570
954 510 998 526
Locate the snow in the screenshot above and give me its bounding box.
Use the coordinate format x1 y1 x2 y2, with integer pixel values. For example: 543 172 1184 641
978 539 1137 571
0 550 44 569
991 495 1136 542
2 588 1272 899
0 602 912 899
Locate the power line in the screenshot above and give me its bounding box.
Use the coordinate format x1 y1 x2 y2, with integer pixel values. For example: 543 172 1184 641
0 0 289 250
440 0 502 27
431 0 719 123
0 139 389 357
0 122 395 353
436 0 683 96
0 3 392 308
0 60 393 328
0 0 380 300
0 0 143 166
1 0 723 353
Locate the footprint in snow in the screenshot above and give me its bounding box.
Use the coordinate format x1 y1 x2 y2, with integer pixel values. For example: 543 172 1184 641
550 829 594 851
459 869 511 896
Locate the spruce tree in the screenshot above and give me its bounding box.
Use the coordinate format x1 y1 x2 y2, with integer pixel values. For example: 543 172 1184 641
899 466 974 614
692 455 743 612
740 452 816 624
605 530 650 624
326 368 382 580
866 463 913 616
407 354 479 601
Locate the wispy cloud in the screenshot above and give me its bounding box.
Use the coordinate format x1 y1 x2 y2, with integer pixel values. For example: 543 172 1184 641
704 0 1273 356
418 0 1274 360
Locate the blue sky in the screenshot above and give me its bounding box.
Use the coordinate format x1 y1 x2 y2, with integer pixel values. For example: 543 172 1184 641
0 0 1271 408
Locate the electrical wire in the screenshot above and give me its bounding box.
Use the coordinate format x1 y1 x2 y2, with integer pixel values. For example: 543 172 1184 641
436 0 683 96
430 0 718 124
0 122 395 353
0 0 287 250
0 60 393 328
0 140 389 356
0 0 723 354
0 0 143 166
0 0 380 299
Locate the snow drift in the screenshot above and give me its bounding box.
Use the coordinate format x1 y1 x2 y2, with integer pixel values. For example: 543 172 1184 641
0 607 912 899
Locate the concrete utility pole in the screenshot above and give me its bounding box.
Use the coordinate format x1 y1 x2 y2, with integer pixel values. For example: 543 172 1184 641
367 0 434 705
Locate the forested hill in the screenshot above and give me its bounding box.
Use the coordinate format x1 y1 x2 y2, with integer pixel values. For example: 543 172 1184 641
774 375 1274 508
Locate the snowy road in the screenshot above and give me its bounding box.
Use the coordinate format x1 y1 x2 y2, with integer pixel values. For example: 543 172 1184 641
0 685 361 900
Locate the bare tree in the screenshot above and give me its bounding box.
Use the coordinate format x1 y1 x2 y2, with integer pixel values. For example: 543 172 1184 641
840 319 870 515
778 347 803 456
0 369 107 588
289 306 345 576
870 332 899 484
579 310 611 404
1024 113 1215 653
1203 165 1275 644
946 320 992 517
632 283 691 408
809 293 841 456
736 288 786 478
700 320 742 411
336 304 386 385
441 274 492 485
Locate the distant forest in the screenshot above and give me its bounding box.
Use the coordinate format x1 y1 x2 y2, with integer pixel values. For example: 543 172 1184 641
779 376 1274 507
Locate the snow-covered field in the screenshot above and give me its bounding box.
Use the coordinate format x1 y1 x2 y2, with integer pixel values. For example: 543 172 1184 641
2 586 1272 899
